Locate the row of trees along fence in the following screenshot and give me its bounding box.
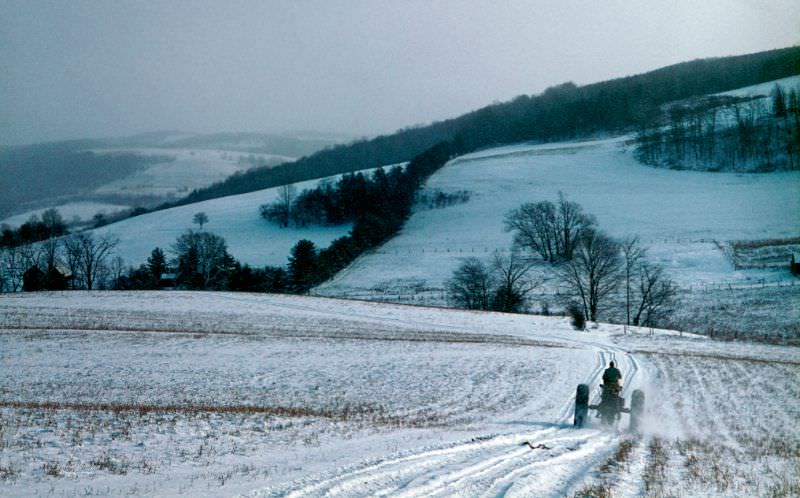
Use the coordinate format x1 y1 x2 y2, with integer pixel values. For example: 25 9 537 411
448 198 679 327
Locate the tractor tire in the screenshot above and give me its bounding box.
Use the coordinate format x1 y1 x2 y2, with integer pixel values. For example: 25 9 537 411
574 384 589 428
629 389 645 433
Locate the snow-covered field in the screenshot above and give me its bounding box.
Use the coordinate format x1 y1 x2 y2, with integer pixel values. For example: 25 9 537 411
3 77 798 496
1 291 797 497
315 136 800 303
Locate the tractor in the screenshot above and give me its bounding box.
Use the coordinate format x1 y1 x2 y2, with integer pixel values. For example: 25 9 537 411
573 382 645 431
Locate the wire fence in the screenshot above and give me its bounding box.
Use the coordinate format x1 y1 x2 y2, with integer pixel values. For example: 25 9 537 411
329 275 798 309
369 246 509 255
368 238 758 256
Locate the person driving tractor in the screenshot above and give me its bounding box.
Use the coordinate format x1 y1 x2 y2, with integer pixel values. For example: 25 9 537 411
602 361 622 391
575 358 644 429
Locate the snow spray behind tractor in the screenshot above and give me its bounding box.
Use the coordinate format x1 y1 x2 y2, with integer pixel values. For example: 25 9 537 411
573 383 645 431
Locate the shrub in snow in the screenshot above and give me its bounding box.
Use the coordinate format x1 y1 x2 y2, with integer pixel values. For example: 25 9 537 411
569 304 586 330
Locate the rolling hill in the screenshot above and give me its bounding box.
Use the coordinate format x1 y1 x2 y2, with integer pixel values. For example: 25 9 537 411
51 77 798 338
0 131 344 226
173 46 800 207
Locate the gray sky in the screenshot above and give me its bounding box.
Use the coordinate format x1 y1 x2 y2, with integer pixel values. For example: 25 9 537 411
2 0 798 145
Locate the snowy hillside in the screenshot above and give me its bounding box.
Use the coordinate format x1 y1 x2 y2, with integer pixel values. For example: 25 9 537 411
0 147 291 228
1 291 797 496
1 201 132 227
315 136 800 302
716 74 800 98
90 148 292 201
91 173 359 269
70 127 798 291
11 78 796 286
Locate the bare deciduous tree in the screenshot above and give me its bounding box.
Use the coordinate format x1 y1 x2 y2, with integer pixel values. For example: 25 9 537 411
0 250 5 292
259 184 297 228
110 256 126 289
556 192 595 260
505 201 558 262
63 235 83 289
64 232 119 290
1 246 28 292
447 257 493 310
490 251 540 313
447 251 539 313
5 243 41 290
193 212 209 230
505 194 594 263
280 184 296 223
41 208 65 235
621 236 647 327
632 263 678 327
560 229 621 322
38 236 61 273
18 243 39 274
172 230 233 289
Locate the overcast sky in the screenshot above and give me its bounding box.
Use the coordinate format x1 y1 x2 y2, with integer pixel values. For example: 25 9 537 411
1 0 798 145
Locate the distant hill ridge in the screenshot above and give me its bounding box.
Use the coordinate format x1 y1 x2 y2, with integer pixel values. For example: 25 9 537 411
0 131 345 219
174 46 799 207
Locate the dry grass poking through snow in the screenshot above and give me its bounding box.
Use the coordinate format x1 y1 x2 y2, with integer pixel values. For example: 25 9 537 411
572 349 800 498
572 438 639 498
636 353 800 497
0 317 586 497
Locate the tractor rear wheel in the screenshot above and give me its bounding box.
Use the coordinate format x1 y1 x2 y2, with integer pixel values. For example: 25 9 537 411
574 384 589 428
629 389 645 433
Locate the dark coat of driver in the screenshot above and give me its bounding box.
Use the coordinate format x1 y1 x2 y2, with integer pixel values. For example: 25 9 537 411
602 361 622 386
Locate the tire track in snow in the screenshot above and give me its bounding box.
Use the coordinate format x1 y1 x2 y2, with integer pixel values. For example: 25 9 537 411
286 430 595 498
391 432 612 498
487 433 617 498
283 429 554 498
278 343 643 497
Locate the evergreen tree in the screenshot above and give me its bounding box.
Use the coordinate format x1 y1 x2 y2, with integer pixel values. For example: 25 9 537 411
263 266 288 292
147 247 168 283
288 239 319 293
228 263 262 292
773 84 787 118
176 243 201 288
